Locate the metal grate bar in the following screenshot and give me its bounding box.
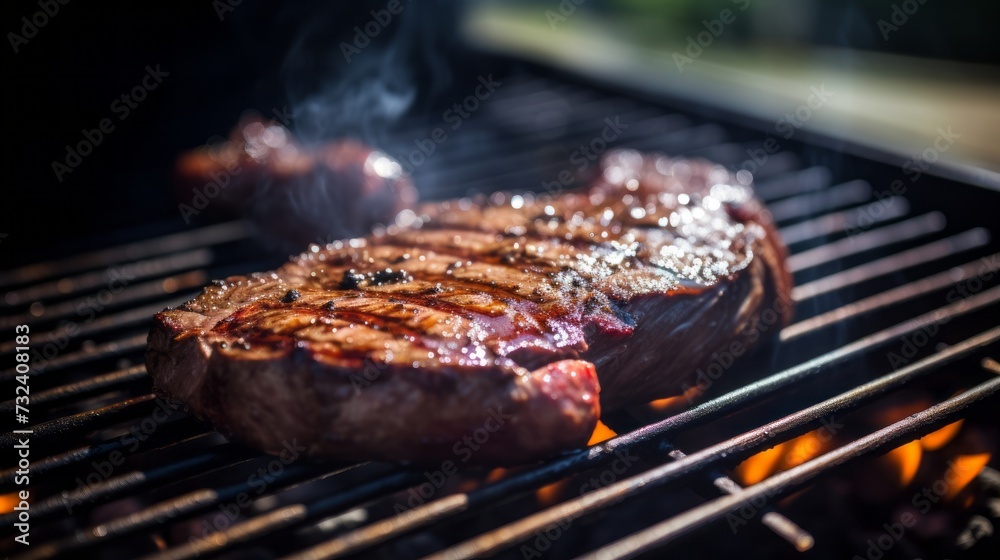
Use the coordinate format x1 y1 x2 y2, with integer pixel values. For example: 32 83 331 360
782 252 1000 341
792 228 991 301
678 450 814 552
787 212 946 272
407 101 687 167
0 332 147 382
635 124 729 153
754 166 832 201
778 197 910 246
0 394 164 448
0 445 258 529
575 371 1000 560
142 470 430 560
282 495 471 560
26 463 363 560
0 221 246 289
0 365 148 414
280 448 814 560
420 105 667 174
0 271 207 330
18 491 219 560
708 483 814 552
0 296 190 356
768 181 872 224
0 420 209 487
423 326 1000 560
435 123 727 195
740 152 803 181
2 249 212 307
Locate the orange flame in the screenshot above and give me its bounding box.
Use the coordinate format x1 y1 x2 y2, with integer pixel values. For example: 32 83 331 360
945 453 991 500
459 470 512 493
587 420 617 446
536 480 570 506
485 468 508 483
885 440 922 487
919 420 964 451
736 441 791 486
648 386 703 414
537 421 617 505
733 399 989 500
648 396 686 412
0 493 19 515
736 429 834 486
780 431 828 471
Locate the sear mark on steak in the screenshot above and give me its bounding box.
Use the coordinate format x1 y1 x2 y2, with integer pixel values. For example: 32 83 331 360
147 149 793 465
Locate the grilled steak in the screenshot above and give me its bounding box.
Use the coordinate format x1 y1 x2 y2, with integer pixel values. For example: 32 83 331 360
175 115 417 249
147 149 792 464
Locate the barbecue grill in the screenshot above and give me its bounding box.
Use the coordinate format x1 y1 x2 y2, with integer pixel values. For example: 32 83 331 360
3 56 1000 560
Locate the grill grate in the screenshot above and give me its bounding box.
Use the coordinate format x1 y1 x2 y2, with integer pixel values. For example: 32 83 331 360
2 68 999 560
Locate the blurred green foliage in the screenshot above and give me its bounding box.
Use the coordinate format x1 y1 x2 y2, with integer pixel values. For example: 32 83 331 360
507 0 999 64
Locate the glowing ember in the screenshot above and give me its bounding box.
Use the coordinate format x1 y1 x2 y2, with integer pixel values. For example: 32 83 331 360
945 453 991 500
647 385 703 414
781 431 828 470
736 429 834 485
737 441 791 486
587 421 617 446
536 480 571 506
485 468 508 483
919 420 964 451
0 493 19 515
885 440 922 487
648 395 686 411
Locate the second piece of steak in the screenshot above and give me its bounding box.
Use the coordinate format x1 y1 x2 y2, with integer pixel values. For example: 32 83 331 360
147 150 793 464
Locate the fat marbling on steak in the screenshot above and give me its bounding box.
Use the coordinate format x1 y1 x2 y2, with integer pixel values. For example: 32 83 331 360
147 149 793 464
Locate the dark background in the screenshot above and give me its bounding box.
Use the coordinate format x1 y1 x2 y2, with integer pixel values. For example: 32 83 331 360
0 0 467 263
2 0 996 263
